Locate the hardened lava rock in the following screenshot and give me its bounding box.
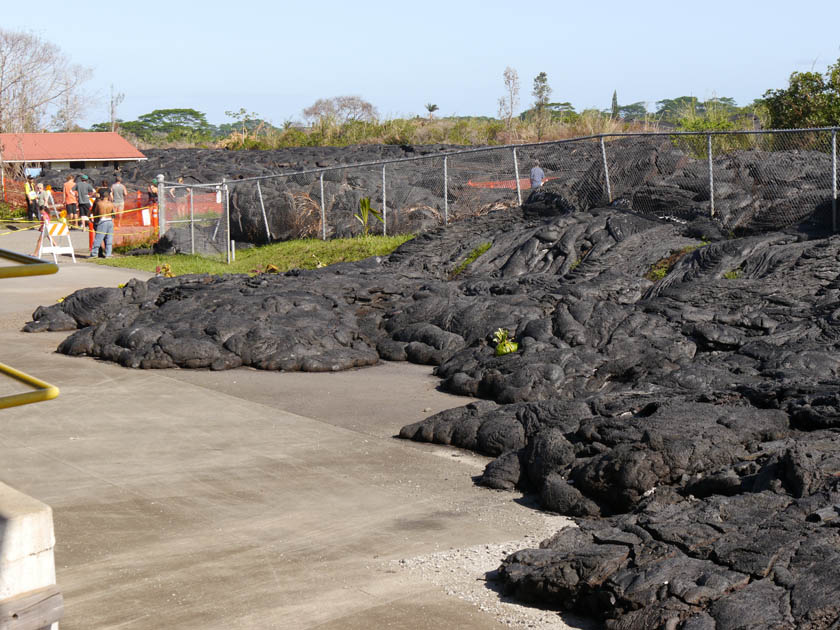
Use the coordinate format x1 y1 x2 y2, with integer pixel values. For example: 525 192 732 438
25 191 840 626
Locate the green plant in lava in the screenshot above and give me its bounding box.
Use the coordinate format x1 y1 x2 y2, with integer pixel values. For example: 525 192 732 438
355 197 383 236
493 328 519 356
644 241 709 281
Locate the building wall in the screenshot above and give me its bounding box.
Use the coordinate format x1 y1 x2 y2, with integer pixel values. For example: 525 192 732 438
43 160 139 171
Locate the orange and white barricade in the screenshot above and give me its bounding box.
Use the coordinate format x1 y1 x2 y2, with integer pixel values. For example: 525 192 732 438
36 220 76 264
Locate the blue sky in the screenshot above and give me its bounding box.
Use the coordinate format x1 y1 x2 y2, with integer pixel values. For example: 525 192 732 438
4 0 840 127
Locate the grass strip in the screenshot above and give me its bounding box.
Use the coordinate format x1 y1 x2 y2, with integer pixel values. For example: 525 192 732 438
450 242 492 278
92 234 414 276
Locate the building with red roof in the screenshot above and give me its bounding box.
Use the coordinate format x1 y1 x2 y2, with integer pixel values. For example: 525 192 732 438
0 132 146 171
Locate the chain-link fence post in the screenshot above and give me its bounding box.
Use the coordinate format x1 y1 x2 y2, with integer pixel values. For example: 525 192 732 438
707 134 715 217
157 174 166 236
512 147 522 206
600 136 613 203
832 129 837 233
189 188 195 255
223 177 231 264
381 164 387 236
319 172 327 240
443 156 449 224
255 180 270 244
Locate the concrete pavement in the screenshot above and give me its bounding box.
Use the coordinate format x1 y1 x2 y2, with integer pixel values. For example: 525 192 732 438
0 228 576 629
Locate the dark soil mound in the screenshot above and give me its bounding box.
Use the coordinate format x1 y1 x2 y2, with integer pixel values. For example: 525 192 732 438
24 200 840 627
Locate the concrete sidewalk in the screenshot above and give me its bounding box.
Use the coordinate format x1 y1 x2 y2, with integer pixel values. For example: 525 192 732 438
0 236 576 629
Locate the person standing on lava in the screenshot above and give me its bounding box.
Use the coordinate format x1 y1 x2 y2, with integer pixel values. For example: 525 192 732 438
529 160 545 189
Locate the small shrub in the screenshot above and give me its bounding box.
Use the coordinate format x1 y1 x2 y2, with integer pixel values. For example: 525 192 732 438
644 242 708 281
355 197 383 236
493 328 519 356
723 268 742 280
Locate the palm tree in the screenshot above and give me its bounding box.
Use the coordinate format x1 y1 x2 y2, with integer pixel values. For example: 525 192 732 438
425 103 439 120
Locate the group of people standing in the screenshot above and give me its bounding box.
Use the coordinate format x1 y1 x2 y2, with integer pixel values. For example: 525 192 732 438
24 173 129 258
62 174 127 258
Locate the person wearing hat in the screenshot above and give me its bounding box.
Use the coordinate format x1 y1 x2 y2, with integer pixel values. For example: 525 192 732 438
148 178 158 204
73 174 95 226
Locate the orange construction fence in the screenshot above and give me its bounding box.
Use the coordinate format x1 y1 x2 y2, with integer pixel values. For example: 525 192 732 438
3 178 158 247
467 176 556 190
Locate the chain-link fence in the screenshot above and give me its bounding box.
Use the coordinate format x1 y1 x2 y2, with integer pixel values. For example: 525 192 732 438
7 128 837 262
157 181 230 259
165 127 836 262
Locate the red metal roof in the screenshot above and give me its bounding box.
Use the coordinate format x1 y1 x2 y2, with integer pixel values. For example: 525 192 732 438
0 132 146 163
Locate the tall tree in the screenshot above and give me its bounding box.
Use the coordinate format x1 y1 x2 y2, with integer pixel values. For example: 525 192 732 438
761 59 840 128
0 27 91 133
656 96 703 123
303 96 378 124
531 72 552 139
498 66 520 131
425 103 439 120
118 108 214 142
618 102 648 119
611 90 619 118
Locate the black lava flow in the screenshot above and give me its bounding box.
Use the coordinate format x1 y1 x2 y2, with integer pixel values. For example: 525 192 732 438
27 147 840 629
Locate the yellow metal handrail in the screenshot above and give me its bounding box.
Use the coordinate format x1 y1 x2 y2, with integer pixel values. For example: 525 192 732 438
0 362 60 409
0 247 58 279
0 247 60 407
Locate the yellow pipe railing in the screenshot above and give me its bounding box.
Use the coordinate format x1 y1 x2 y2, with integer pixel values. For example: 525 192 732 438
0 362 60 409
0 247 58 279
0 247 60 407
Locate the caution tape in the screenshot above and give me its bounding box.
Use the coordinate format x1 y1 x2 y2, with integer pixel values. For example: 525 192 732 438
0 225 40 237
1 204 156 224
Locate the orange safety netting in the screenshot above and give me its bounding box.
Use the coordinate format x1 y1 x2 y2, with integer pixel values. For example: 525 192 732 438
466 176 556 190
161 188 222 225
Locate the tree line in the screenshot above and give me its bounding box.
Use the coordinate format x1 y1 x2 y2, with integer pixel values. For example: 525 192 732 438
1 26 839 147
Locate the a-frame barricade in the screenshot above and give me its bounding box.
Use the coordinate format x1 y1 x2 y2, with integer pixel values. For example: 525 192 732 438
36 220 76 264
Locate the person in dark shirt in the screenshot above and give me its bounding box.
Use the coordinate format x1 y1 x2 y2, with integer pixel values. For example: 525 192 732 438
73 174 95 226
148 179 158 204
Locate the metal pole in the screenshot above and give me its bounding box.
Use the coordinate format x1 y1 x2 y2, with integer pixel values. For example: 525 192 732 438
833 129 837 233
256 180 270 244
600 137 612 203
382 164 387 236
157 174 166 235
189 188 195 255
443 156 448 224
512 147 522 206
707 134 715 217
319 173 327 240
224 178 231 264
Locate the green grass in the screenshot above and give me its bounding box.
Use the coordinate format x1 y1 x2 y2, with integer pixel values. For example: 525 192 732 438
0 202 25 220
723 268 742 280
92 234 414 276
644 241 709 281
450 242 492 278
